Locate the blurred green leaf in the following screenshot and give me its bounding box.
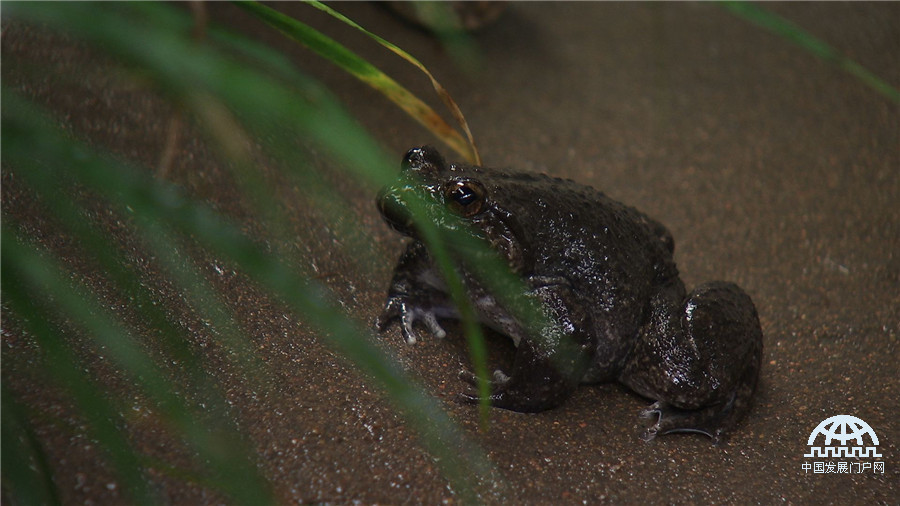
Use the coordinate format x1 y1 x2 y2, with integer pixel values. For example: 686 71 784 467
721 1 900 104
3 78 496 504
2 234 162 505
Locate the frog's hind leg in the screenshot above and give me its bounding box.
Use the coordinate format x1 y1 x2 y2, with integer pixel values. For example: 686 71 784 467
621 281 763 442
638 354 760 443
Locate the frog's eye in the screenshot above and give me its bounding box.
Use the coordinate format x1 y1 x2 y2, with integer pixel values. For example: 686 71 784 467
444 180 487 217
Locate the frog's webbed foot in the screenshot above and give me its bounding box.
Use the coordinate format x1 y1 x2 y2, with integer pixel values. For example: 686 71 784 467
639 399 731 444
457 369 509 404
456 358 568 413
376 296 448 345
377 241 456 344
456 368 517 407
455 282 595 413
458 368 510 387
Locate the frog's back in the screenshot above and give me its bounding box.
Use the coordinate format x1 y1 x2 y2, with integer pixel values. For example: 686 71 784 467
474 169 676 284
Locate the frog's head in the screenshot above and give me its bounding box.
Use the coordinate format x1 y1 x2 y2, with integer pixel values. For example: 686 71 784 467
377 146 531 273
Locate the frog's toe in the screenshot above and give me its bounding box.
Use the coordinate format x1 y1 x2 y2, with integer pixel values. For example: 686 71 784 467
398 318 420 345
455 383 489 405
640 425 660 442
375 298 403 331
640 401 663 419
456 369 517 408
400 309 446 344
455 387 510 408
456 391 481 405
458 369 477 385
417 310 447 339
639 402 665 441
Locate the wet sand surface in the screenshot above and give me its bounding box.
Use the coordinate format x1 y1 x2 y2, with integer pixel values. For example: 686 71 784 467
3 2 898 504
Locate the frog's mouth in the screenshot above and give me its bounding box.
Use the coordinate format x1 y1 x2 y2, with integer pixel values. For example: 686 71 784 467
377 186 417 236
377 184 466 239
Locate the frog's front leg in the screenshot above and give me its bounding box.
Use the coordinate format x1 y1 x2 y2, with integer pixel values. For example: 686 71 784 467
458 281 596 412
620 281 763 442
377 241 457 344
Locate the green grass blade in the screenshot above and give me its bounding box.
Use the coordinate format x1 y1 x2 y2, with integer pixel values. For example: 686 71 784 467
720 1 900 104
302 0 482 165
235 0 480 164
1 386 64 506
2 237 160 506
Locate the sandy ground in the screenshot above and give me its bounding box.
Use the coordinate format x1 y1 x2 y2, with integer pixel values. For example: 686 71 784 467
3 2 898 504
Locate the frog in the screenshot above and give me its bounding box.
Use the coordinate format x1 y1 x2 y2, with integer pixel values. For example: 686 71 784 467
376 146 763 441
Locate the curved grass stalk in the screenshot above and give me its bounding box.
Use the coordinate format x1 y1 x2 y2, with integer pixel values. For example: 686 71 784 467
236 0 481 165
